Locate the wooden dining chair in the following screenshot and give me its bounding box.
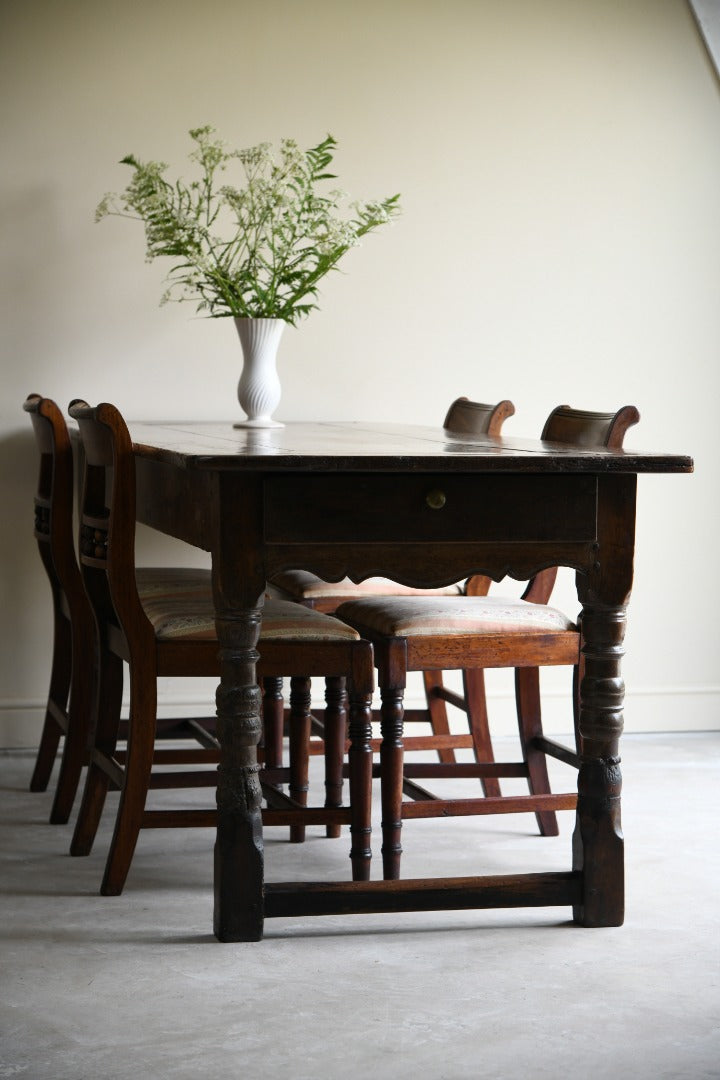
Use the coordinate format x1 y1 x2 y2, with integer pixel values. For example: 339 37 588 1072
24 394 96 823
268 396 516 775
24 394 230 826
336 403 640 878
68 399 375 895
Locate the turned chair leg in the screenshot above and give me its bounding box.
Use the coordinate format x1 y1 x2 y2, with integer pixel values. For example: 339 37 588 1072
262 676 284 775
71 648 123 856
288 676 312 844
30 610 72 795
347 682 373 881
379 683 405 880
323 676 347 839
101 663 156 895
463 667 502 798
515 666 559 837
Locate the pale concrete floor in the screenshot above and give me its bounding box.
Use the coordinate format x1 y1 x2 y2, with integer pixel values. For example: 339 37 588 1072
1 733 719 1080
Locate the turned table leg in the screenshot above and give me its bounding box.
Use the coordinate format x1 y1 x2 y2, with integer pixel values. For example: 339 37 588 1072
213 600 266 942
572 474 636 928
572 602 626 926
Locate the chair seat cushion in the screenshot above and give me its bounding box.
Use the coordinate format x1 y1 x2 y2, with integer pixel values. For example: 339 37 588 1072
140 585 361 643
336 595 575 638
269 569 464 601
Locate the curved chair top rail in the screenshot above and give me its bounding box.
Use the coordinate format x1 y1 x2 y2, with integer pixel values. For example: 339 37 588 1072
522 403 641 604
541 405 640 450
24 393 73 473
24 391 74 534
69 399 141 591
23 391 90 616
442 397 515 596
68 399 132 468
68 397 149 638
443 397 516 438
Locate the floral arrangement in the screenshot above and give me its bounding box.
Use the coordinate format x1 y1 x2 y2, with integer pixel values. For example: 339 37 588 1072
96 127 400 325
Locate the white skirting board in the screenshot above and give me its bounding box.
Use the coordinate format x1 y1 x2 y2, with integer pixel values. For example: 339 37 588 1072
1 685 718 749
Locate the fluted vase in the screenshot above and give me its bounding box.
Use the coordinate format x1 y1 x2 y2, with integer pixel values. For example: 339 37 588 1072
233 318 285 428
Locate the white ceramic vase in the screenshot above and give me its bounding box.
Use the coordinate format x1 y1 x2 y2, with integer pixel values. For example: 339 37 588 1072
233 317 285 428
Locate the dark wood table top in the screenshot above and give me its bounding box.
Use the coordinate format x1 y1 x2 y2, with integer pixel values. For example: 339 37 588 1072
126 420 693 475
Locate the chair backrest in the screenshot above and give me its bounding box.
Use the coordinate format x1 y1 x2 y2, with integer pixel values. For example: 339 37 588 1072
524 403 641 604
541 405 640 449
68 399 152 649
443 396 515 437
23 393 90 625
442 397 516 596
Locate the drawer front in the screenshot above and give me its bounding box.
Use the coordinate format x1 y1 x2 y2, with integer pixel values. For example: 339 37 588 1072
264 473 597 544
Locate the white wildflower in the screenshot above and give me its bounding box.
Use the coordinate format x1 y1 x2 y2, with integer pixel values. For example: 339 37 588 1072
96 128 401 324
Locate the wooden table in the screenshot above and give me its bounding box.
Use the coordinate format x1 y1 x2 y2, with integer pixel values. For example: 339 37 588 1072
129 420 692 941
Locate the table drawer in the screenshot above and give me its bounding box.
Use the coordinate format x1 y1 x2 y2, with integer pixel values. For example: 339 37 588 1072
264 473 597 544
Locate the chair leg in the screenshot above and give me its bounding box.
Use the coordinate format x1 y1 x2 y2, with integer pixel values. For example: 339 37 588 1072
30 710 64 797
288 676 312 844
323 676 347 839
30 610 72 794
463 668 502 798
380 685 405 880
422 670 456 764
101 662 157 895
262 676 284 773
347 683 373 881
49 630 96 824
515 666 559 837
70 648 123 856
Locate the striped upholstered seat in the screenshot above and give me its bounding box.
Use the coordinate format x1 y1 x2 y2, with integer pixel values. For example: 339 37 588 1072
335 595 575 638
138 583 361 643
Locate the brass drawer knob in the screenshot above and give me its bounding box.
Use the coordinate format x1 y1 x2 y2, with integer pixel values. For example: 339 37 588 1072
425 489 447 510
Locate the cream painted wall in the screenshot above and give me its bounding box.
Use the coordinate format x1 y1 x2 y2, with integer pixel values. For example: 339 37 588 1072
1 0 718 747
